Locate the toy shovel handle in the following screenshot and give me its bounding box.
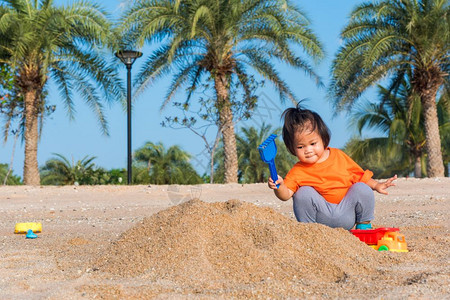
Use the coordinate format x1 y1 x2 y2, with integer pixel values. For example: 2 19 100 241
268 160 279 189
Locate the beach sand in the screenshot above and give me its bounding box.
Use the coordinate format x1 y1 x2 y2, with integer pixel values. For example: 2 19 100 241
0 178 449 299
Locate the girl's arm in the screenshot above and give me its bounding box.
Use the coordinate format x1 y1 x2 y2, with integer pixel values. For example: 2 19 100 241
268 175 294 201
366 175 397 195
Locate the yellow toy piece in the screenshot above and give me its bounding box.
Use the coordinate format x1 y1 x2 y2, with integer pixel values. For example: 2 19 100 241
376 231 408 252
14 222 42 234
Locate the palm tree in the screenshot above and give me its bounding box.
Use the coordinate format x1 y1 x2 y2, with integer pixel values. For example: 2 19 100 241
347 83 426 177
0 0 123 185
329 0 449 177
40 153 98 185
120 0 324 183
134 141 202 184
346 82 449 177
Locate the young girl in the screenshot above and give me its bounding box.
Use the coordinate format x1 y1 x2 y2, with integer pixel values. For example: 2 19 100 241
268 104 397 230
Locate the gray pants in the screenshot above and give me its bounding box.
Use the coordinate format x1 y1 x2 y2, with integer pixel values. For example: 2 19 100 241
292 182 375 230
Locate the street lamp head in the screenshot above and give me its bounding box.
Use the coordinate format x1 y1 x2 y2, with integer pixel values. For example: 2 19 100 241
115 50 143 67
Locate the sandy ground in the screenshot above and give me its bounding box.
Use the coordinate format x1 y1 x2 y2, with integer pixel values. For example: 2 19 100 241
0 177 449 299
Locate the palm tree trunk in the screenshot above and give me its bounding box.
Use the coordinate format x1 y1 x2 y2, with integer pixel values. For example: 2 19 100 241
214 75 238 183
23 90 41 185
420 88 445 177
414 155 422 178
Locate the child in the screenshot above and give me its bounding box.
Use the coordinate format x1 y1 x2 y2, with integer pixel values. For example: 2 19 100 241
268 104 397 230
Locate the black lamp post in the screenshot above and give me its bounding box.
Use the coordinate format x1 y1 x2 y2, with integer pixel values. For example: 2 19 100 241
115 50 142 184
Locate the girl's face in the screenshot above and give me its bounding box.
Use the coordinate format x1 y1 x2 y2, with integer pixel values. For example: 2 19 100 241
293 127 328 164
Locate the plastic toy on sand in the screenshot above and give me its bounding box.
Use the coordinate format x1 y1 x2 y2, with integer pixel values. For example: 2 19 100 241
258 134 279 188
350 227 408 252
26 229 38 239
15 222 42 234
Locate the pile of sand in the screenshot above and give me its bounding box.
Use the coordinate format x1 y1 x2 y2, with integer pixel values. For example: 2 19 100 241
95 199 384 288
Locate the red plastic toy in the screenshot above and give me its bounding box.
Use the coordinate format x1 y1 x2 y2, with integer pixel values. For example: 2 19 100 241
350 227 408 252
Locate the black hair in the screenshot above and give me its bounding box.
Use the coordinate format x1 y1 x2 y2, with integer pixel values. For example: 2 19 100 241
281 103 331 156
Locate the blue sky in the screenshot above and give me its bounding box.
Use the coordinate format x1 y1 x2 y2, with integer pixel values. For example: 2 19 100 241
0 0 377 178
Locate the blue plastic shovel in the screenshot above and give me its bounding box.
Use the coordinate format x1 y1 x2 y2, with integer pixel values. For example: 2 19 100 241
258 134 279 188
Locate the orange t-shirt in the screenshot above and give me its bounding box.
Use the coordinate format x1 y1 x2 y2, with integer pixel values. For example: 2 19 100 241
284 148 373 204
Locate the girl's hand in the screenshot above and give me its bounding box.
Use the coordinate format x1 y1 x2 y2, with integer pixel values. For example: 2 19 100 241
374 174 397 195
268 175 283 190
269 176 294 201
